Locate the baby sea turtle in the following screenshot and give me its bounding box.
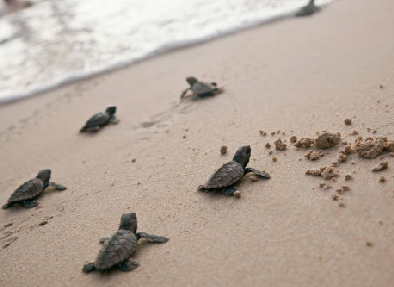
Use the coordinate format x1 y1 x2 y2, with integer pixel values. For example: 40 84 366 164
198 145 270 195
80 106 118 132
296 0 321 17
180 76 222 101
2 169 67 209
83 213 168 273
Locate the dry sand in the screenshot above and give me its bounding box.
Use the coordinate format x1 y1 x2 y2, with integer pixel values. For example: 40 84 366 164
1 0 394 286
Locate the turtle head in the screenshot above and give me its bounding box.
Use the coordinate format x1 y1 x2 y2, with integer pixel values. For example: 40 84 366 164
186 76 198 86
36 169 51 182
105 106 117 115
233 145 251 168
119 213 137 233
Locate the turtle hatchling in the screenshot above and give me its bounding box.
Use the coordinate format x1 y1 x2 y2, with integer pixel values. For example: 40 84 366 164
198 145 270 195
80 106 118 132
2 169 67 209
180 76 222 101
83 213 169 273
296 0 321 17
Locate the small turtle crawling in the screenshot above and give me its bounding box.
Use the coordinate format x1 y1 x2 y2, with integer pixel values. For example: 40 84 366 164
180 76 222 101
198 145 270 195
83 213 168 273
2 169 67 209
296 0 321 17
80 106 118 132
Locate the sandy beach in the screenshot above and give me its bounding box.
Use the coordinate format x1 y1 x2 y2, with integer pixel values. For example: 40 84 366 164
1 0 394 286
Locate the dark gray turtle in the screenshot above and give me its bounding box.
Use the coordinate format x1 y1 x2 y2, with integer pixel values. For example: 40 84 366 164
198 145 270 195
83 213 168 273
80 106 118 132
296 0 321 17
180 76 222 101
2 169 67 209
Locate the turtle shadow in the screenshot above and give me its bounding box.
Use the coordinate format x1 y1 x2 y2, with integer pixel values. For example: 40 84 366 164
78 129 109 136
1 204 37 211
180 88 224 102
198 186 240 200
83 240 164 278
2 185 66 211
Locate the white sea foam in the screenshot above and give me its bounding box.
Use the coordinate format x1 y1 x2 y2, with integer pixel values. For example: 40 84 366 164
0 0 335 103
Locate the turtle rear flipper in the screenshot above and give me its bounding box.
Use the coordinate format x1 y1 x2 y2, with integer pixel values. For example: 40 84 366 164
221 187 237 195
119 261 139 272
99 237 110 244
2 202 13 209
83 263 95 273
191 93 202 101
137 232 169 243
244 168 270 178
23 201 38 208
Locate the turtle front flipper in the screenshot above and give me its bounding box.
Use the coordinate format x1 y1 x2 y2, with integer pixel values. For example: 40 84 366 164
23 200 38 208
48 182 67 190
82 263 95 273
119 260 139 272
244 168 270 178
80 126 100 133
109 115 119 125
137 232 169 243
180 88 191 99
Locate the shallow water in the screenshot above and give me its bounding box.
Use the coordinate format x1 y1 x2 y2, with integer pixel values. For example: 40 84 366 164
0 0 334 102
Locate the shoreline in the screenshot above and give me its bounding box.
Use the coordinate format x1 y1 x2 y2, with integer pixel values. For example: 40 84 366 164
1 0 394 286
0 0 337 104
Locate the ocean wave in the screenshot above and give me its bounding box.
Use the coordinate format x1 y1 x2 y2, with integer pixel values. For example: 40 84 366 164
0 0 335 103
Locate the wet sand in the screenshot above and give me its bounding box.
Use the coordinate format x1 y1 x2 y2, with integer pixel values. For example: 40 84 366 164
1 0 394 286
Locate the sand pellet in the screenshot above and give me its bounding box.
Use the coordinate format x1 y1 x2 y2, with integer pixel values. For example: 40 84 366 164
304 150 323 161
371 161 388 171
338 153 347 163
274 139 287 151
332 194 341 201
314 131 341 149
295 138 314 148
259 130 267 136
